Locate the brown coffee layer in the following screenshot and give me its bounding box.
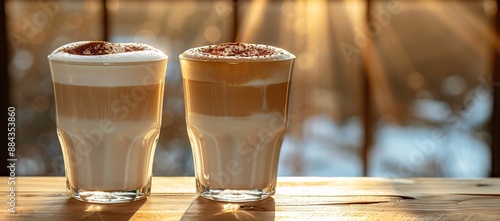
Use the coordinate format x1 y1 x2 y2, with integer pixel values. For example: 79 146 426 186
53 83 163 121
183 79 290 117
180 59 293 85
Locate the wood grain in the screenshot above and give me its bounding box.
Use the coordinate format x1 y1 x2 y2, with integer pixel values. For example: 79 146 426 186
1 177 500 220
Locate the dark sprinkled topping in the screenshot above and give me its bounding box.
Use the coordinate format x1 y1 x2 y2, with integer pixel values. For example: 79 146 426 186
199 42 274 57
60 41 147 56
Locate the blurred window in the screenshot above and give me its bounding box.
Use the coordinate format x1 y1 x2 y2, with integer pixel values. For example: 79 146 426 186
4 0 497 177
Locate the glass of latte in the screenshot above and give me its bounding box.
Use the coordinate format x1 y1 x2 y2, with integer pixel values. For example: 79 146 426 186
180 43 295 202
48 41 167 203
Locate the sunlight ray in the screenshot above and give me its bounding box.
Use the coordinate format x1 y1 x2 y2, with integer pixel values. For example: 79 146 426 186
423 1 491 58
238 0 269 42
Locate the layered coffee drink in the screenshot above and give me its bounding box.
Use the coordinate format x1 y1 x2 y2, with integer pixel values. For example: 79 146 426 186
48 41 167 203
180 43 295 202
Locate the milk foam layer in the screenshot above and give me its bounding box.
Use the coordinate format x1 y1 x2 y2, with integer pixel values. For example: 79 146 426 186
180 43 294 86
49 60 167 86
49 42 167 87
48 41 167 63
180 43 295 61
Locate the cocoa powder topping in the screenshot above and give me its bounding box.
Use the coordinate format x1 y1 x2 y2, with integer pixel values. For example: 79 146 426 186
200 43 274 57
61 41 147 56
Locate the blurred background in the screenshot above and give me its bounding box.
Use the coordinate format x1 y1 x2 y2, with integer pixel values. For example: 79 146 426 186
2 0 499 177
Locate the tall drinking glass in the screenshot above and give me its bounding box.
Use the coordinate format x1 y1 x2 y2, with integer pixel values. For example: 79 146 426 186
180 43 295 202
48 41 167 203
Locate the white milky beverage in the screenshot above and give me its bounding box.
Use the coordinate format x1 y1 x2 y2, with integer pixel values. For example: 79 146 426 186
180 43 295 202
48 41 167 203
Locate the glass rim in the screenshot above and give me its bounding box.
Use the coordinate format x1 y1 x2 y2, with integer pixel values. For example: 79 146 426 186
48 56 168 66
178 54 295 63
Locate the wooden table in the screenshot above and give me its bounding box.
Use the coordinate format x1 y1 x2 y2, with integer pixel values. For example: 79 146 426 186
1 177 500 220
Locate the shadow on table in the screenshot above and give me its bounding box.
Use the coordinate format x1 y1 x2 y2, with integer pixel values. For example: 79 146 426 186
58 198 146 220
180 196 275 221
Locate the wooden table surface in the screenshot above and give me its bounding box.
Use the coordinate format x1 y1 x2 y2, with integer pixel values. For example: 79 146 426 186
1 177 500 220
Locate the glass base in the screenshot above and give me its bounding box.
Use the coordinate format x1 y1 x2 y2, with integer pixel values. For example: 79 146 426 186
197 181 274 202
66 178 151 204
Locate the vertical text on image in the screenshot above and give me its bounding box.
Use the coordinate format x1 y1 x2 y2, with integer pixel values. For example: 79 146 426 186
7 107 17 213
